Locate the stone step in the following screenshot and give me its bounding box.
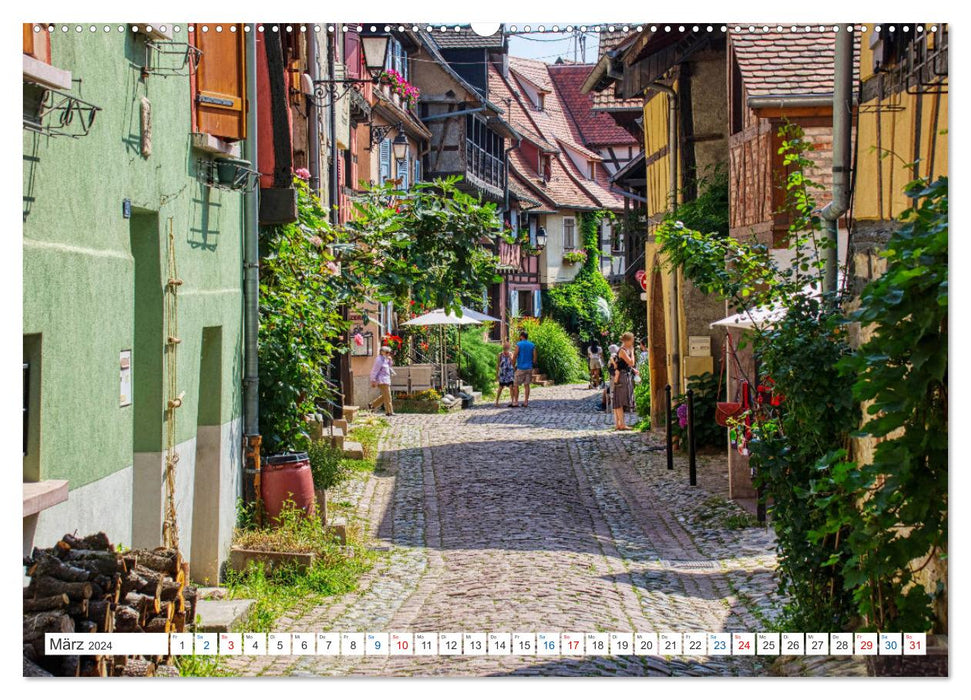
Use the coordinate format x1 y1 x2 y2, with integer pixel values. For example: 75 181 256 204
194 595 255 633
332 418 349 433
342 440 364 460
532 379 554 387
327 427 345 450
342 406 359 422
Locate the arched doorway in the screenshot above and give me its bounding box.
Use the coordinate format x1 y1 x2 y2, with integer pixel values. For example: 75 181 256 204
648 266 668 428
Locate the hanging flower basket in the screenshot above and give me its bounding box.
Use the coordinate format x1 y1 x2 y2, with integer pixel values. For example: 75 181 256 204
562 249 588 264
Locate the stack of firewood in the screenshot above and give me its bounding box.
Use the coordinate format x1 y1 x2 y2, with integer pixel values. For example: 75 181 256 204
22 532 197 677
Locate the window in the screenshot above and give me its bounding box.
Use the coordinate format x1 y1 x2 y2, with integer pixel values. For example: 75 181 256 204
413 154 421 184
398 150 409 189
535 93 544 110
378 138 391 184
386 38 408 80
563 217 576 249
192 23 246 141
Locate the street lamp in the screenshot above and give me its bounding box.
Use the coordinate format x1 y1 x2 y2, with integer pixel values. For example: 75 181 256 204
360 35 391 81
392 132 409 161
535 226 548 250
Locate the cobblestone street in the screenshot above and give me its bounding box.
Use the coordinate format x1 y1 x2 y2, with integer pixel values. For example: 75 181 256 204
224 384 802 677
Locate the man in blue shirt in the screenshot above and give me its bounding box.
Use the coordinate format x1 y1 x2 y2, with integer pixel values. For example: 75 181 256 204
510 330 538 408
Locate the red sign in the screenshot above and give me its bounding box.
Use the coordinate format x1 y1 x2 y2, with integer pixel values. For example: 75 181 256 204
634 269 647 291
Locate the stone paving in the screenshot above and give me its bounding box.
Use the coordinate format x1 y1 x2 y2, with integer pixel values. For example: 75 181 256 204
223 384 862 677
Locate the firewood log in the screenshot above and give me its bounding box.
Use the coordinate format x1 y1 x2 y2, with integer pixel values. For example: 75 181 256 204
130 549 180 576
121 659 156 677
112 605 141 633
159 579 184 602
23 656 53 677
144 617 172 634
154 663 180 677
28 552 91 582
120 570 149 597
23 594 70 613
65 599 89 618
23 610 74 658
171 611 186 633
23 610 74 642
75 619 97 634
87 600 112 632
124 592 160 621
30 576 92 600
62 532 112 551
59 655 80 677
23 643 37 663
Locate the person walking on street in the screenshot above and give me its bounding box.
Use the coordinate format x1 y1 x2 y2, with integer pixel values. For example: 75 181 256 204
368 345 396 416
495 341 516 407
588 341 604 388
511 330 538 408
611 333 639 430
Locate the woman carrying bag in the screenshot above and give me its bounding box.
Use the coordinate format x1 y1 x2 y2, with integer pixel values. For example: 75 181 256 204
611 333 639 430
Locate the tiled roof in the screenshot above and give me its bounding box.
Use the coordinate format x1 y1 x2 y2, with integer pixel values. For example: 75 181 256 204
489 59 624 212
508 56 554 92
591 30 644 111
730 28 861 97
429 25 505 50
548 64 638 147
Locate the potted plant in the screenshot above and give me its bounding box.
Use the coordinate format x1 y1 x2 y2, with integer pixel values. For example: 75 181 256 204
563 249 588 265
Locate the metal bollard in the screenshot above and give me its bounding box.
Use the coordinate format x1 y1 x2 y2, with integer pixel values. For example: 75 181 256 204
665 384 673 470
687 389 697 486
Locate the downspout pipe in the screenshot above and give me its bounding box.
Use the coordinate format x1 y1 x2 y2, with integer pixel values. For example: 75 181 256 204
307 31 322 197
328 26 347 421
820 25 854 298
651 81 681 394
243 24 260 438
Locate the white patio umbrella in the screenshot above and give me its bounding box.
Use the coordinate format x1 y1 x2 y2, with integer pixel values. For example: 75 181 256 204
401 308 481 392
458 305 502 323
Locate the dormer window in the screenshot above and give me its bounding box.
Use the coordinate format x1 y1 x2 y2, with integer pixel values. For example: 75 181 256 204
534 92 544 110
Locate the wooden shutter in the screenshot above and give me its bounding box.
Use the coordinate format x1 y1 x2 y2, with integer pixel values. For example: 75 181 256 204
379 138 391 184
193 24 246 141
400 151 409 189
344 31 361 80
24 24 51 64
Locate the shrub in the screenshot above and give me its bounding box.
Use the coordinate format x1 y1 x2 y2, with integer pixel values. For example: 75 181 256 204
307 440 348 492
459 327 502 395
510 316 586 384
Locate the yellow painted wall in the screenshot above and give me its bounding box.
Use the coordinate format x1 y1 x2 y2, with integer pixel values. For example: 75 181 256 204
643 83 682 228
855 26 948 221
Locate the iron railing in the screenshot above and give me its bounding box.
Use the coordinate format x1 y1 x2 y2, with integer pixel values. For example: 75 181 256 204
465 138 505 188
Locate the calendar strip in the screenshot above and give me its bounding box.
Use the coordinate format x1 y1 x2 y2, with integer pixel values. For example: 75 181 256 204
52 632 927 657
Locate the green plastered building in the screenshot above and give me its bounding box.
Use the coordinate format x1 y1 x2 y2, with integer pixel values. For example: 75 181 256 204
23 24 248 582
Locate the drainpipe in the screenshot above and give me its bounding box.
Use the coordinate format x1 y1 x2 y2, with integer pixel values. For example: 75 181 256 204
243 25 260 439
307 30 322 197
820 25 854 298
327 26 346 421
651 81 681 394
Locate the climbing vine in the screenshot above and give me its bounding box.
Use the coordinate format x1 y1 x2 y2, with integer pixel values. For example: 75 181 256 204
544 210 629 345
811 177 948 633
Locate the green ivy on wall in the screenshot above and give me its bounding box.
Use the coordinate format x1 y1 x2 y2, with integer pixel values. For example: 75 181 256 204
544 210 630 345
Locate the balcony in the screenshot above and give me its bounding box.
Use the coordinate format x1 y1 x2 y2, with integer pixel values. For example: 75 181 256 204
465 138 505 190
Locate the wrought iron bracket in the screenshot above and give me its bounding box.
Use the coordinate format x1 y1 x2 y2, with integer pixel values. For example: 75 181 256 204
23 80 101 138
143 41 202 78
196 158 260 193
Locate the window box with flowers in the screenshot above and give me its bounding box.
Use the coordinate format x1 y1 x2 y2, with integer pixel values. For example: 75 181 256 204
381 69 420 109
562 249 588 265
